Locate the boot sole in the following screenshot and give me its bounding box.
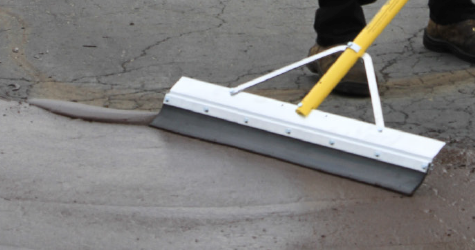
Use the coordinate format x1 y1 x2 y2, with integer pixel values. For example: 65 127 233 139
335 81 370 97
306 69 370 97
307 60 370 97
423 29 475 63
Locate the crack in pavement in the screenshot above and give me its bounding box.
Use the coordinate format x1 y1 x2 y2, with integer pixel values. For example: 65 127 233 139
0 7 169 110
68 1 232 94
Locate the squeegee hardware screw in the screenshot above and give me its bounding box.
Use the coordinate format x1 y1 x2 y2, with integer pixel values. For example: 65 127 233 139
165 98 170 103
244 118 249 124
374 152 381 158
285 129 292 135
203 107 209 113
329 140 335 146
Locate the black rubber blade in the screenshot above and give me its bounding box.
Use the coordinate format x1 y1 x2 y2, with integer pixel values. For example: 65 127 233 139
150 105 427 195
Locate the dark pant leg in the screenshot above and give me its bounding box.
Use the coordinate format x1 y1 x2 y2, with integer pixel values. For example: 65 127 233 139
314 0 367 46
429 0 475 24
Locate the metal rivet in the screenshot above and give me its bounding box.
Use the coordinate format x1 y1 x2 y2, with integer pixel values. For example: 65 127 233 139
244 118 249 124
375 152 380 158
204 107 209 113
329 140 335 146
285 129 291 135
165 98 170 103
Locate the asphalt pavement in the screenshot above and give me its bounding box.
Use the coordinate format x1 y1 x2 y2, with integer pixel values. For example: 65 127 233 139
1 0 475 249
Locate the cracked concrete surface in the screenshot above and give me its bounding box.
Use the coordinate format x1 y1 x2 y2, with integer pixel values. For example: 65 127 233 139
1 0 475 249
1 0 472 109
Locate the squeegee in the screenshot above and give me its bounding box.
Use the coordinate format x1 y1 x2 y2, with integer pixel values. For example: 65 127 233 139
150 0 445 195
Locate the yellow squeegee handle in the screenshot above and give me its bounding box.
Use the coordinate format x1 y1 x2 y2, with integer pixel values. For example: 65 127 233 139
296 0 410 116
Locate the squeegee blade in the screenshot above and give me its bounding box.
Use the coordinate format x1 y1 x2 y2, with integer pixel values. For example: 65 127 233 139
150 77 445 195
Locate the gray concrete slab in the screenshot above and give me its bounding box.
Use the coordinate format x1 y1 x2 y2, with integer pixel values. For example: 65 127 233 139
1 0 475 249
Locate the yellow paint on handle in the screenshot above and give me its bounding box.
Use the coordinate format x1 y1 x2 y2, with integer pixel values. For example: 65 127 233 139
296 0 410 116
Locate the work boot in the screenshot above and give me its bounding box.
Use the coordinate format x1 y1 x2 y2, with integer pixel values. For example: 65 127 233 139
358 0 377 5
423 19 475 63
307 43 372 97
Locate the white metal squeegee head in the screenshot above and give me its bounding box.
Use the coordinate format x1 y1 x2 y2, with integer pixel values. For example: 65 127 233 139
164 77 445 174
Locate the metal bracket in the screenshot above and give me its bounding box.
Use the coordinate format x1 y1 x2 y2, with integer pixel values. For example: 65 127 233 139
347 42 362 53
229 44 385 132
229 45 347 95
361 53 385 132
